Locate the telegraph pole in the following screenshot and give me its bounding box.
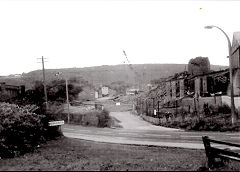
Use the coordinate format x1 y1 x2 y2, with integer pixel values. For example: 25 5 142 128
65 78 70 123
55 72 70 123
38 56 48 110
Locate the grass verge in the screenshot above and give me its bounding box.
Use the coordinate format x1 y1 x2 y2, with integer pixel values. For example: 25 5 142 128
0 136 206 171
1 137 239 171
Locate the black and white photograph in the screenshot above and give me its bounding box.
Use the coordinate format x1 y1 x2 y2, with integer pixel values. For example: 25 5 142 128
0 0 240 171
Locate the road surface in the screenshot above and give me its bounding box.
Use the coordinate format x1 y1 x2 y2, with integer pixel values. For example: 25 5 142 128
62 111 240 150
110 111 180 131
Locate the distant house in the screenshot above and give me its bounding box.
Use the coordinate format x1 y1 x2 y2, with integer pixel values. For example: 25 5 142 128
101 86 109 97
95 91 99 99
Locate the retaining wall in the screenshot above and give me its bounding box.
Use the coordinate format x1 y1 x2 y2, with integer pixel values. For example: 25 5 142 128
181 96 222 113
140 114 160 125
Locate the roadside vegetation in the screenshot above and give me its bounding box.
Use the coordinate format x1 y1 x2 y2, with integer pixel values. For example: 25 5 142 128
136 92 240 132
158 105 240 132
0 77 115 159
0 78 83 159
57 109 112 128
0 103 61 158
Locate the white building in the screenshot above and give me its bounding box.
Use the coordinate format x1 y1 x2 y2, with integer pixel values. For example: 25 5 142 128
101 86 109 97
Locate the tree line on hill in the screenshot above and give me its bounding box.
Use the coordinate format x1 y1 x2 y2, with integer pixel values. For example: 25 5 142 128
0 63 227 90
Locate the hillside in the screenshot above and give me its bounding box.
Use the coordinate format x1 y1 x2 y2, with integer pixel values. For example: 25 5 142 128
0 64 228 89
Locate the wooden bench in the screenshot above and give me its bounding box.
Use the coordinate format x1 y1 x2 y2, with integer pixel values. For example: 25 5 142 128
202 136 240 168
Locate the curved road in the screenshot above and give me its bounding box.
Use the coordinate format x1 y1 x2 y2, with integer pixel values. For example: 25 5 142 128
62 110 240 150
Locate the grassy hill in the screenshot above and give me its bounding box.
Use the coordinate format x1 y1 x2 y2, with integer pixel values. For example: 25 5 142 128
0 64 228 89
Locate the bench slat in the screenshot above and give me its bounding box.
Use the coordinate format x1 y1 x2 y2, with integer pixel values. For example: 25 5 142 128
207 138 240 148
202 136 240 167
217 154 240 162
210 147 240 159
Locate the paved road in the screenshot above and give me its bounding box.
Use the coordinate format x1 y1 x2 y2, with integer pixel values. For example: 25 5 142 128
110 111 180 131
62 111 240 150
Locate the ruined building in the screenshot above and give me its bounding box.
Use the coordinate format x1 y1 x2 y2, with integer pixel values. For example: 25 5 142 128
164 32 240 112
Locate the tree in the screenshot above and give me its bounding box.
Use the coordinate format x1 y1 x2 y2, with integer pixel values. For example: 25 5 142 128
25 79 82 105
188 57 211 75
108 81 130 95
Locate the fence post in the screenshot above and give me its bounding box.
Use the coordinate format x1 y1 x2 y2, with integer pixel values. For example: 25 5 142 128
175 100 178 117
146 99 148 116
152 98 155 117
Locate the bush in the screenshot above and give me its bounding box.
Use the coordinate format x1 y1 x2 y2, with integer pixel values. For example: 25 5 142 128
0 93 12 102
58 109 111 128
97 110 111 128
158 110 240 132
0 102 61 158
24 79 82 105
218 104 231 114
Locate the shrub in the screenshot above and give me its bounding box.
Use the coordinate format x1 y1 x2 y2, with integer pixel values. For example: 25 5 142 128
97 110 111 128
0 102 61 158
158 109 240 132
59 109 111 128
218 104 231 114
0 93 12 102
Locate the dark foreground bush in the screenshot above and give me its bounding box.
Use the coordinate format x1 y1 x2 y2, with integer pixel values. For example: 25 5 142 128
0 103 61 158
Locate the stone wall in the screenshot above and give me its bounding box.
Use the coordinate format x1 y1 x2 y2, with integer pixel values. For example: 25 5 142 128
171 81 176 99
140 114 177 125
194 78 200 97
140 114 160 125
181 96 222 113
179 79 184 98
202 76 208 94
166 81 171 101
233 69 240 96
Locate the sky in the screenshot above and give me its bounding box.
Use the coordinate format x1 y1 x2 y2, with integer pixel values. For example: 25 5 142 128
0 0 240 76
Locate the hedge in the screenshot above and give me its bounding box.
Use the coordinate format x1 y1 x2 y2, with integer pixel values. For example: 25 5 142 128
0 103 61 158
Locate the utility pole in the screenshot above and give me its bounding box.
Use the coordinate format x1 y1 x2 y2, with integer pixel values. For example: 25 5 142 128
55 72 70 123
37 56 48 110
205 25 236 125
66 78 70 124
